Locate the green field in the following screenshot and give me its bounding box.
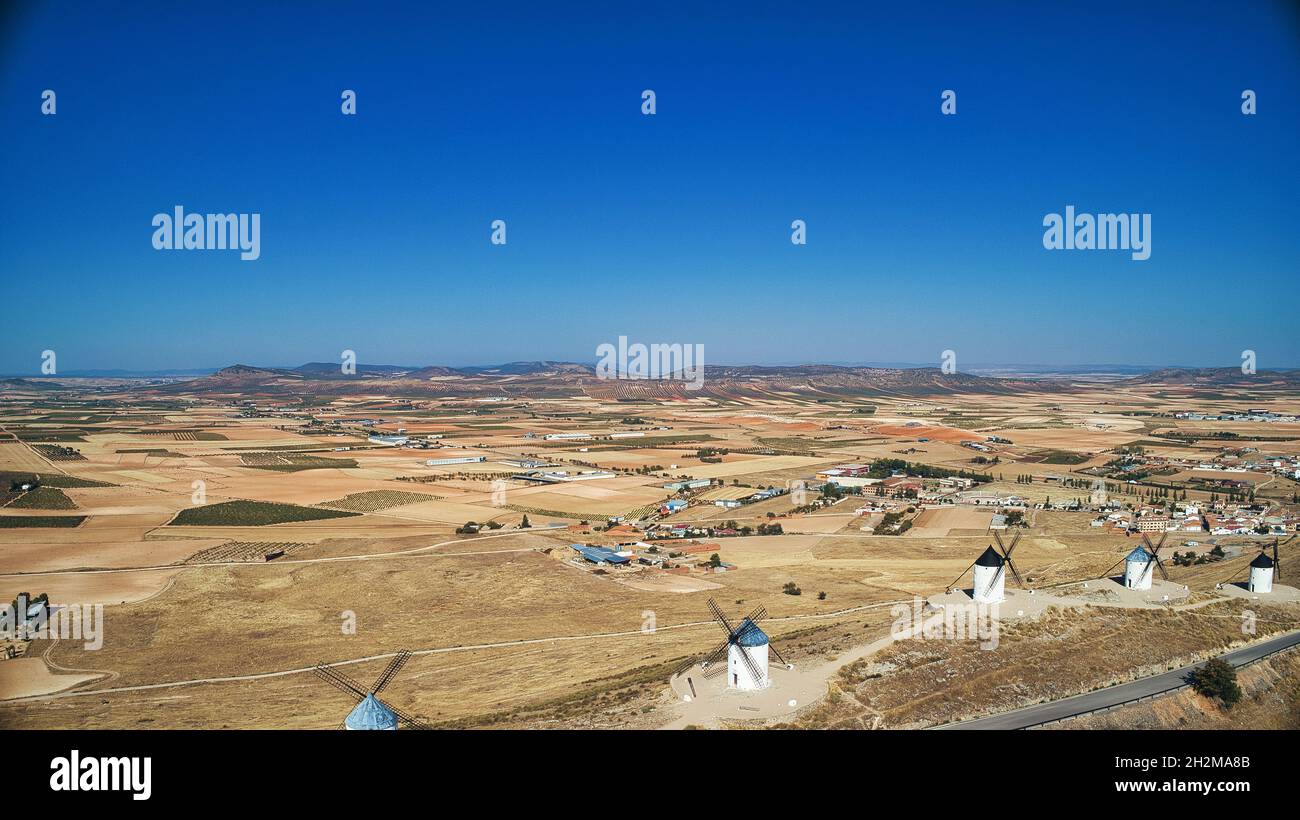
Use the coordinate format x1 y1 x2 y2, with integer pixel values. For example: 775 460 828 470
0 516 86 528
0 471 115 488
1039 451 1091 465
170 500 362 526
7 487 77 510
240 453 360 472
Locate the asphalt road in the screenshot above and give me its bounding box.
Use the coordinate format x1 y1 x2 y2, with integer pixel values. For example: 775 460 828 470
934 629 1300 730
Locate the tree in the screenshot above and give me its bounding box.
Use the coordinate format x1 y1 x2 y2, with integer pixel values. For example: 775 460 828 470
520 514 531 529
782 581 802 596
1189 658 1241 708
708 553 722 568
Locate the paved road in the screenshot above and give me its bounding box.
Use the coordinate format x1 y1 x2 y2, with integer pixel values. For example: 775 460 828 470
934 629 1300 730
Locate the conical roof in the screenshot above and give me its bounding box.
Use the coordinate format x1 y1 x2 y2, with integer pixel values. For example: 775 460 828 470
1250 551 1275 569
1124 546 1151 563
345 693 398 730
975 546 1003 567
734 617 769 647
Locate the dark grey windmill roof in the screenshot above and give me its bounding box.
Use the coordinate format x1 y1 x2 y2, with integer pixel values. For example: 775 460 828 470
1250 552 1275 569
975 546 1003 567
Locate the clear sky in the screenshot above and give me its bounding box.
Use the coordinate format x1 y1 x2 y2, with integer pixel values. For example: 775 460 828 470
2 1 1298 374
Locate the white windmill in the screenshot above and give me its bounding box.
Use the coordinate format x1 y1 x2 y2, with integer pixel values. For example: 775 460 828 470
1104 532 1168 590
676 599 789 691
1244 536 1293 593
951 531 1023 604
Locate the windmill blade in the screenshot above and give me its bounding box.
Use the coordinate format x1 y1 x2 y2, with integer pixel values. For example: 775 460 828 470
1274 539 1282 581
1005 557 1025 588
377 696 431 730
1101 547 1134 579
992 530 1006 552
982 563 1006 598
1153 554 1169 581
699 640 731 671
767 641 789 668
702 659 730 679
706 597 735 637
1155 531 1169 551
313 664 368 701
1140 532 1155 552
1139 556 1155 585
1004 530 1022 559
673 637 729 677
744 605 768 625
733 639 766 685
948 556 981 591
371 649 412 694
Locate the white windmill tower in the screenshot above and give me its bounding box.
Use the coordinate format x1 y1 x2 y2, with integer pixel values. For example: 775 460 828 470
676 599 790 691
1122 546 1155 589
1245 536 1292 593
952 531 1023 604
1106 532 1168 590
728 618 770 690
1248 550 1275 594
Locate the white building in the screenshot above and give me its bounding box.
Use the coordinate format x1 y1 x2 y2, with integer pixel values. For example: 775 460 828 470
425 455 486 466
1123 546 1154 590
727 619 770 690
1248 552 1275 594
971 546 1005 603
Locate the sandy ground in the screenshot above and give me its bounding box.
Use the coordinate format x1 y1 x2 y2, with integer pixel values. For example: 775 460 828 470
0 568 183 607
907 506 993 537
0 657 100 700
1216 581 1300 604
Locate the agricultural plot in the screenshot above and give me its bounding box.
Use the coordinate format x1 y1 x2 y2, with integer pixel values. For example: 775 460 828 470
318 489 442 512
31 444 87 461
183 541 311 563
170 500 362 526
5 487 77 510
240 453 360 471
0 516 86 527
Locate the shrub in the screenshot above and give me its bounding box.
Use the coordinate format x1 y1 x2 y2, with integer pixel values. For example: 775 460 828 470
1189 658 1242 709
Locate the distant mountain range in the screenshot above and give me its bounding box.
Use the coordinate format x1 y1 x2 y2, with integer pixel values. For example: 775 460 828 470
3 363 1298 399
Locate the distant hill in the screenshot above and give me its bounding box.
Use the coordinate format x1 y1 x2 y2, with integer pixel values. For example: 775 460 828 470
0 377 65 390
293 362 416 379
456 361 593 376
96 360 1300 401
1125 367 1300 388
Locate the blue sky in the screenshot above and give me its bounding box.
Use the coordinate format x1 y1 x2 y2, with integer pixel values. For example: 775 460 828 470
2 1 1298 373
